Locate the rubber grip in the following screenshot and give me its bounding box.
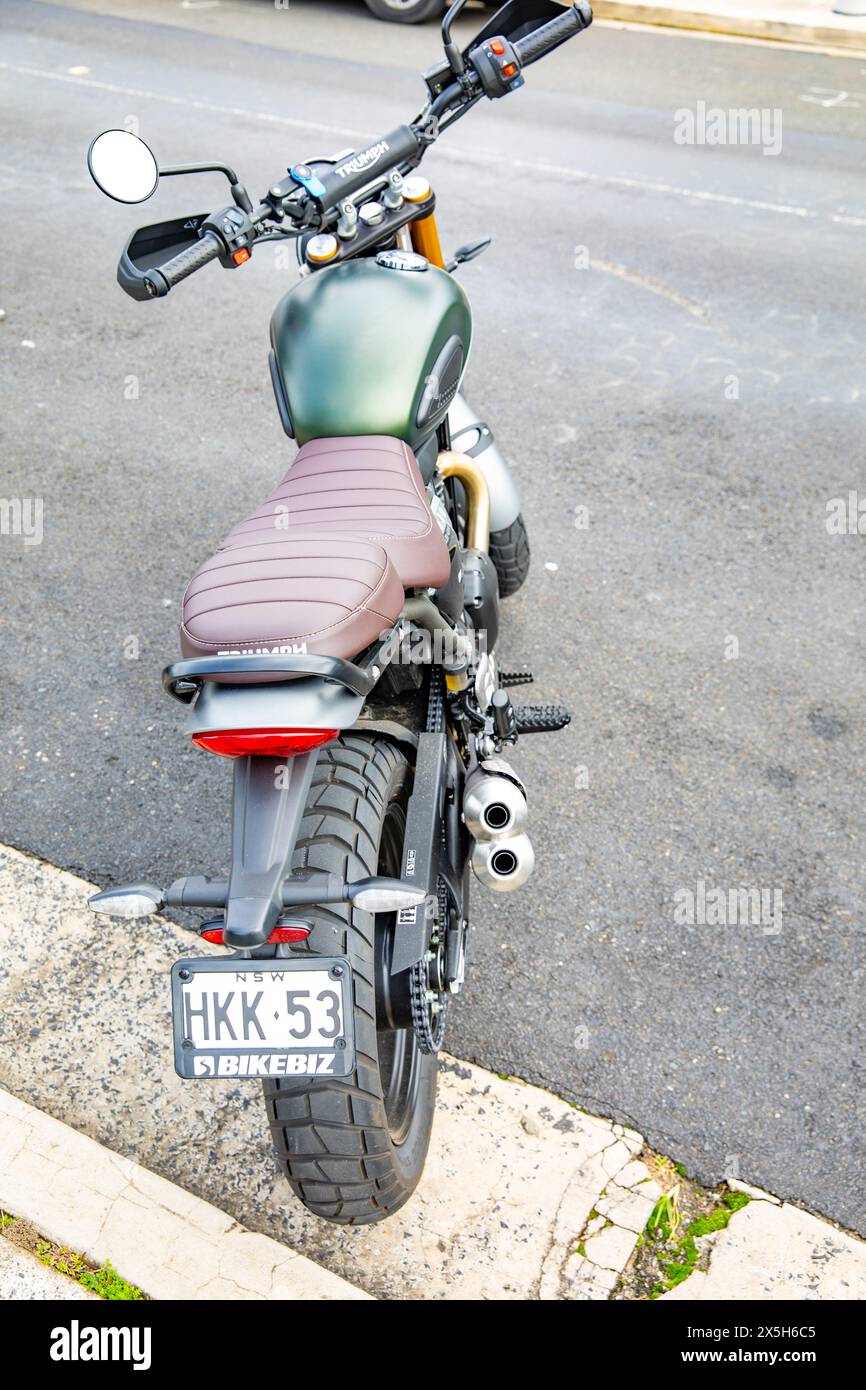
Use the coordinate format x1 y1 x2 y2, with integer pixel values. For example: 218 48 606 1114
513 2 593 68
158 231 223 291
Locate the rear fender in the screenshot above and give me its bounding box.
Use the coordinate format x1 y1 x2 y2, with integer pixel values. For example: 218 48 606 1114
185 678 364 951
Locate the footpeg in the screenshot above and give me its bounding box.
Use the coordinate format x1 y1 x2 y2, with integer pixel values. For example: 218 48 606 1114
513 703 571 734
498 669 534 688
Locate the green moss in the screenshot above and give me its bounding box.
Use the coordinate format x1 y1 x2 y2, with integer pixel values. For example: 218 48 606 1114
652 1192 751 1296
577 1241 586 1258
723 1190 750 1213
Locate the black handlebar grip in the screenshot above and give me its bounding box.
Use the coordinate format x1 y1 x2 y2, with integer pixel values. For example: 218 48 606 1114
313 125 423 213
513 2 593 68
144 231 223 298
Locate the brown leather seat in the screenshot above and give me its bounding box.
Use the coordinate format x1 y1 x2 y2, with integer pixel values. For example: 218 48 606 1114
180 436 450 663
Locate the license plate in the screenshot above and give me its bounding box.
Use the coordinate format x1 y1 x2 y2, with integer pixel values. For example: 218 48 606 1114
171 957 354 1079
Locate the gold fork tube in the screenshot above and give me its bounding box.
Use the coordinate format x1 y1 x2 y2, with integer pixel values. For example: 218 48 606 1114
410 210 445 269
437 450 491 554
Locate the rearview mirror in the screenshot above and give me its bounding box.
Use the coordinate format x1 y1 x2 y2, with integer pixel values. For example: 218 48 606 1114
87 130 159 205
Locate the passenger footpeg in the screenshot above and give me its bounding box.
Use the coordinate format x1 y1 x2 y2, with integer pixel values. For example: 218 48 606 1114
513 703 571 734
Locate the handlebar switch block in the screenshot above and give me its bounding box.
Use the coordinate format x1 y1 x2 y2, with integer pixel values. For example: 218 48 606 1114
468 37 524 100
202 206 255 268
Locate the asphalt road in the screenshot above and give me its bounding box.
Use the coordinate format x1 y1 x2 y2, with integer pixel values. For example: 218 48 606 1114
1 0 865 1235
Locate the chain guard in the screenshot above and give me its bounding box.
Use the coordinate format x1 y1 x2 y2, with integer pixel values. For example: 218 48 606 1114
409 667 450 1054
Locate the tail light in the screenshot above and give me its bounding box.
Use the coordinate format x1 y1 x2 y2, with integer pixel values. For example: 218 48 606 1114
200 924 311 945
191 728 338 759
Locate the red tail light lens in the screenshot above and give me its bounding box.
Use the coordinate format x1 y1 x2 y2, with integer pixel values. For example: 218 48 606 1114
200 924 311 945
191 728 338 758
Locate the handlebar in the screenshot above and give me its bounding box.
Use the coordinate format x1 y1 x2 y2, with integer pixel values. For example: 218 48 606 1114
311 125 424 213
513 2 593 68
130 3 593 299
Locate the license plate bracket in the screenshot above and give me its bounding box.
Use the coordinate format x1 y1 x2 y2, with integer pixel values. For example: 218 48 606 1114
171 956 355 1080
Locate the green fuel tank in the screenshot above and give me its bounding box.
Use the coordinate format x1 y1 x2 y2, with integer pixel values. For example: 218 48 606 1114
268 252 472 451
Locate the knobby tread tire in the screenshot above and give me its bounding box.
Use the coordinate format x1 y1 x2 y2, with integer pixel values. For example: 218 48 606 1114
488 512 531 597
262 736 437 1224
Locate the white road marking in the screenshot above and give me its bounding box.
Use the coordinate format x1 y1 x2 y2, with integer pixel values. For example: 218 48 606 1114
498 151 866 228
3 62 866 230
800 86 863 107
0 63 366 142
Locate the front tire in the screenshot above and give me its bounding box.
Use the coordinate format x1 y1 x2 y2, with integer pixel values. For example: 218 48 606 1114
263 737 437 1224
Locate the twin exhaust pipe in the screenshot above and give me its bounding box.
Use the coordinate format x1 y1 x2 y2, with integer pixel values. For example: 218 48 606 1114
463 759 534 892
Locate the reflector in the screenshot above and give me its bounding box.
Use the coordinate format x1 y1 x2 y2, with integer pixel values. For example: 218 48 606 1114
191 728 338 758
200 924 311 945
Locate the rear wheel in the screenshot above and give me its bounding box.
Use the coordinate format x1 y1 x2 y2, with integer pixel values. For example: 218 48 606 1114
364 0 445 22
489 512 531 597
263 737 437 1224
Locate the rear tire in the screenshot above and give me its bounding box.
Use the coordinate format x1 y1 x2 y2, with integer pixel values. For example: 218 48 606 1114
263 737 437 1225
489 512 531 597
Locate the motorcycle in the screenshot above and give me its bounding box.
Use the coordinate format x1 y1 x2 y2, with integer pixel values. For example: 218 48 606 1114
86 0 591 1225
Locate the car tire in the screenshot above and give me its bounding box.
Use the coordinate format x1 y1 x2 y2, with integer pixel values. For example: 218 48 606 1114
364 0 446 23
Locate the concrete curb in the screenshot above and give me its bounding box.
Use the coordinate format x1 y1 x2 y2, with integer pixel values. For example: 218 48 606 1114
0 1088 371 1301
593 0 866 54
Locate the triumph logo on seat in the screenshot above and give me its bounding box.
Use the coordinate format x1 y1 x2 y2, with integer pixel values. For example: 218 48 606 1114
335 140 390 180
217 643 308 655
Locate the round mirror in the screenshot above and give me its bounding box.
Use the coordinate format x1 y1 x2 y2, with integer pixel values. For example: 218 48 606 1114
87 130 159 204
